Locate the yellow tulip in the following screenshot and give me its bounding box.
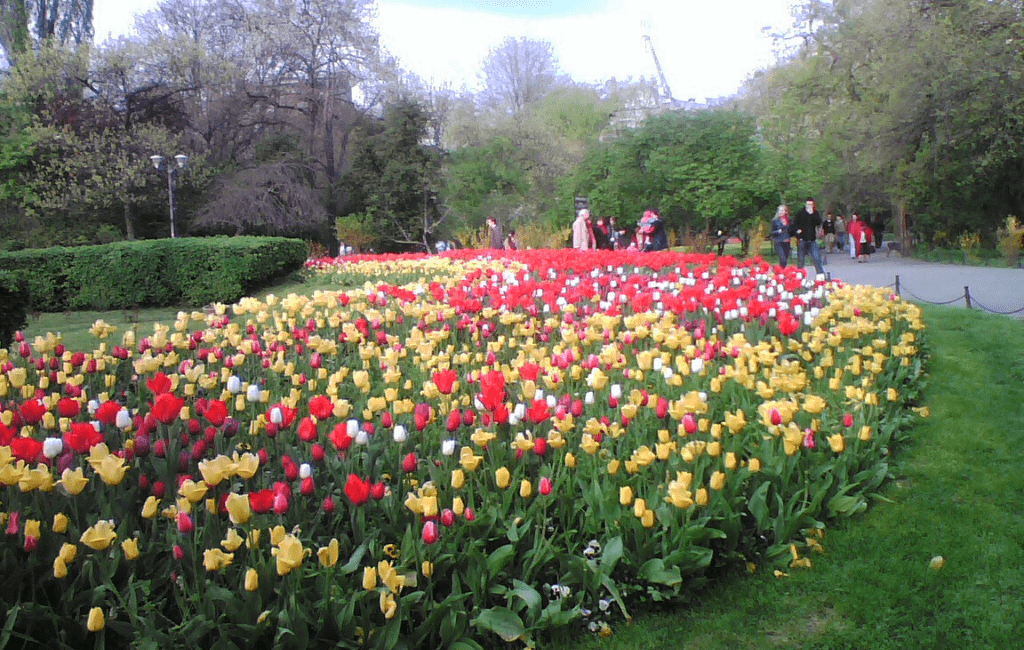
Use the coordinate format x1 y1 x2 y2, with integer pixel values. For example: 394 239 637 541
362 566 378 590
519 479 533 498
459 447 482 472
272 535 305 575
828 434 846 453
222 528 245 552
178 479 208 503
725 452 738 469
270 525 286 546
318 539 339 568
24 519 40 539
141 496 159 520
225 493 252 525
451 469 465 490
452 496 465 516
60 467 89 495
696 488 709 506
87 607 105 632
619 486 634 506
121 538 140 561
59 542 78 564
244 567 259 592
422 561 434 578
565 452 577 468
234 452 259 479
641 509 656 528
53 556 68 579
859 426 872 441
247 529 261 549
379 591 397 619
198 456 232 486
633 498 647 519
53 512 69 534
748 458 762 473
80 520 117 550
710 471 726 491
606 459 621 475
495 467 511 489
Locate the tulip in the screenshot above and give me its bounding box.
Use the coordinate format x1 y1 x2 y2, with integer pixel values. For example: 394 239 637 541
520 479 533 498
539 476 553 496
272 535 305 575
87 607 105 632
244 567 259 592
495 467 511 489
393 425 408 443
80 520 117 550
422 520 440 544
177 512 195 534
441 509 456 527
403 452 418 473
362 566 378 590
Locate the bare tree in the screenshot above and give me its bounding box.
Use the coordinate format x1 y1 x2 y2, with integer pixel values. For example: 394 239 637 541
478 36 564 115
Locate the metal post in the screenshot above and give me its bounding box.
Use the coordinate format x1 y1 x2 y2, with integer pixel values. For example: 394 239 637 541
167 167 176 239
895 275 900 296
964 286 972 309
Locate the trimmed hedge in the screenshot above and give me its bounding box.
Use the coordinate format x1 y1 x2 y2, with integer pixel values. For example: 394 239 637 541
0 237 307 312
0 269 30 350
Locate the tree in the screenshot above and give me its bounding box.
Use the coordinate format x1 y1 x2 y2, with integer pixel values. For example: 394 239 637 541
341 98 442 252
478 36 565 115
0 0 94 65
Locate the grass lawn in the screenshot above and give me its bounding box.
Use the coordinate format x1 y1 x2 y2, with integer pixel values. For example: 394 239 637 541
18 278 1024 649
548 305 1024 649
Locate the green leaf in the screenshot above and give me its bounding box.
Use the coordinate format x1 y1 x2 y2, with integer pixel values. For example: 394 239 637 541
511 579 543 612
339 542 368 574
748 481 771 530
602 536 623 573
638 558 683 587
472 607 527 642
486 544 516 578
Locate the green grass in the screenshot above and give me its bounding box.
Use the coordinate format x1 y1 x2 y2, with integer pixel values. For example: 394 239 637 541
547 305 1024 650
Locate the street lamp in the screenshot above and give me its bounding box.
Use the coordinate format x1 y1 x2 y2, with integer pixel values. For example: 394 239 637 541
150 154 189 238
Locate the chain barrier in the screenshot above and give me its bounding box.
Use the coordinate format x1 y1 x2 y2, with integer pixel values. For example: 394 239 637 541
892 275 1024 316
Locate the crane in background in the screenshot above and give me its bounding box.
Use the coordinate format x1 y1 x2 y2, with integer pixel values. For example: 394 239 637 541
642 31 674 105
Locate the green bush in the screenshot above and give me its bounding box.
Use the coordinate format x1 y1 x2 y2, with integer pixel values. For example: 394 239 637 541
0 237 307 312
0 269 30 350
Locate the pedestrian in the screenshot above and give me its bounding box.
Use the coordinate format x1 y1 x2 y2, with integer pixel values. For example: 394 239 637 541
834 214 846 252
790 197 825 275
572 209 595 250
486 218 503 249
770 204 792 267
848 213 875 263
503 229 519 250
822 211 836 252
872 214 885 250
639 210 668 252
594 217 613 250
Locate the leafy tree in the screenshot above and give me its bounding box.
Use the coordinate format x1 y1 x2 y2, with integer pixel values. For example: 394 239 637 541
341 98 442 252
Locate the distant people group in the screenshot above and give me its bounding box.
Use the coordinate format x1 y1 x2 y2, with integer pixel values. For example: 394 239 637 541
771 197 886 271
572 208 667 252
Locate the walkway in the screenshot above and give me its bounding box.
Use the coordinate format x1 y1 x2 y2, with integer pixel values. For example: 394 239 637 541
786 245 1024 317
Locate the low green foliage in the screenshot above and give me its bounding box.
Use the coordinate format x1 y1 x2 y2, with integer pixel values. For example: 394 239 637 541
0 237 308 311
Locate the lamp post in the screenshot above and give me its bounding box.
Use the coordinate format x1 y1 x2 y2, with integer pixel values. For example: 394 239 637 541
150 154 189 238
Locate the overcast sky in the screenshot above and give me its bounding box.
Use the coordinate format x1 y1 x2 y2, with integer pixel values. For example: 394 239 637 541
93 0 800 102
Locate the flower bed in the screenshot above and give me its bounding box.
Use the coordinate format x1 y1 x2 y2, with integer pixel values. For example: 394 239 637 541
0 250 927 649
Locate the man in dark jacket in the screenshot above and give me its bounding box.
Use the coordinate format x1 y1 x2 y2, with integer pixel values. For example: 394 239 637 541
790 197 825 275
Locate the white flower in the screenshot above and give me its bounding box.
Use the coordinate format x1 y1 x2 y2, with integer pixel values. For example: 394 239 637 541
346 419 360 437
43 437 63 459
355 430 369 446
246 384 261 402
115 408 132 430
299 463 312 479
662 367 674 380
652 357 664 372
690 358 704 375
610 384 622 400
599 598 611 612
584 391 595 405
87 399 100 416
393 425 408 443
226 375 242 394
441 439 457 456
269 407 283 425
546 395 557 409
514 403 526 420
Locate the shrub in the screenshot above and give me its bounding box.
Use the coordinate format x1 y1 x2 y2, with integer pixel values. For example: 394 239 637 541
997 216 1024 267
0 269 29 349
0 237 307 312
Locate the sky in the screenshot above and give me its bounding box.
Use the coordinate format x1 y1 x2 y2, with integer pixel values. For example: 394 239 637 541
92 0 800 103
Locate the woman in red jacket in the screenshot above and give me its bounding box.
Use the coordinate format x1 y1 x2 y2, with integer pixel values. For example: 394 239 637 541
848 214 875 263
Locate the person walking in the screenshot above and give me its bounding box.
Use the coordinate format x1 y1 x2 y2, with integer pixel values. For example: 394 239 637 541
572 209 595 250
486 218 503 249
835 214 846 253
822 211 836 253
848 213 875 263
790 197 825 275
770 204 792 267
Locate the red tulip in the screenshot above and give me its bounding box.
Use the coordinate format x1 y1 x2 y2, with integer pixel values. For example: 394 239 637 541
534 438 548 456
770 408 783 426
446 409 461 433
370 482 386 501
152 393 185 425
683 413 698 435
433 370 458 395
298 417 318 442
441 509 456 527
147 372 173 395
423 520 440 544
301 476 315 496
177 512 194 534
539 476 553 496
174 545 185 561
323 496 336 514
204 400 228 427
309 395 334 420
403 452 418 473
57 398 80 418
843 412 854 427
312 443 325 462
345 474 371 506
250 489 274 513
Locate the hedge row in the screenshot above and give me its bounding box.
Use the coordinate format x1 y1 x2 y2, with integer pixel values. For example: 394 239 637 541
0 237 308 312
0 269 29 349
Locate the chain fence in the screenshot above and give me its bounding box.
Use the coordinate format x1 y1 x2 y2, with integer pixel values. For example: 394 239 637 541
824 272 1024 316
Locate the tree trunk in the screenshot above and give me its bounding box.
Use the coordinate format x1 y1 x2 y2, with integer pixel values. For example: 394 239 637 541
124 201 136 240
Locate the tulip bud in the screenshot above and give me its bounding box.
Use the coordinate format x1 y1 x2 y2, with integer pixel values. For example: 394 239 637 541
539 476 553 496
392 425 407 443
177 512 194 534
323 496 335 513
174 544 185 561
300 476 315 496
423 520 440 545
403 452 418 473
440 509 456 527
